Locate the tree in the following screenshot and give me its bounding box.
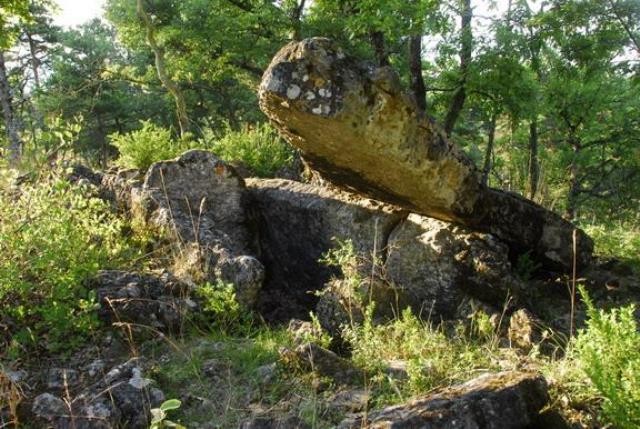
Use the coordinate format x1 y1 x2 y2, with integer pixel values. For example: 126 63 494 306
36 19 172 163
136 0 190 137
0 0 31 164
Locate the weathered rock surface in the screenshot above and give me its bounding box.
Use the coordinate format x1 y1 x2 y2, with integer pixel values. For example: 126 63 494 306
133 150 265 307
31 358 164 429
247 178 405 320
338 371 549 429
385 214 522 318
508 309 548 352
259 37 592 271
88 270 193 331
249 179 522 332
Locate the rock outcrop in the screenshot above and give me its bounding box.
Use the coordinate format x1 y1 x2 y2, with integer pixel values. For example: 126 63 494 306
247 178 405 320
88 270 193 332
339 371 550 429
133 150 265 307
249 179 521 333
31 358 163 429
259 37 592 271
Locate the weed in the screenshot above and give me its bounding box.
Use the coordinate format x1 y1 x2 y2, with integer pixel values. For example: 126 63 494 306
193 281 252 334
210 123 295 177
110 121 193 171
573 286 640 428
150 399 185 429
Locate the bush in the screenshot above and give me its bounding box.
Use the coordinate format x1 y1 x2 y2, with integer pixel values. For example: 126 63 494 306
0 175 139 356
194 281 252 334
212 123 295 177
583 221 640 270
110 121 190 170
574 286 640 428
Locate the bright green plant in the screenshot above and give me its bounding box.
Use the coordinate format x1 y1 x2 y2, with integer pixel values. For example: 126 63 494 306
110 121 191 171
343 306 496 401
0 175 140 356
150 399 185 429
194 281 249 333
319 238 366 302
574 286 640 428
211 123 295 177
583 222 640 270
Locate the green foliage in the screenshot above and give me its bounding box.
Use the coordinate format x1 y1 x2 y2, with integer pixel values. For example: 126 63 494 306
0 175 140 356
152 328 300 428
574 286 640 428
110 121 190 170
150 399 185 429
0 0 31 49
583 222 640 269
194 281 249 333
343 306 496 400
211 123 295 177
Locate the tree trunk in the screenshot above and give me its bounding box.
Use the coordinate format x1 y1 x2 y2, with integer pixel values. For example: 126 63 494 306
259 38 593 271
369 31 389 67
289 0 306 41
408 35 427 115
528 119 539 200
565 139 581 221
481 113 497 186
444 0 472 136
0 50 23 165
26 32 40 89
136 0 190 138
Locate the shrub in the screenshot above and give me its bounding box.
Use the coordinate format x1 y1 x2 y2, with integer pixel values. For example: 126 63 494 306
211 123 295 177
110 121 189 170
194 281 251 333
583 222 640 270
574 286 640 428
0 175 139 356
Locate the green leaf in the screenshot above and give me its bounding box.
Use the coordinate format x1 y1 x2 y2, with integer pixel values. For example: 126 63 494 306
160 399 182 412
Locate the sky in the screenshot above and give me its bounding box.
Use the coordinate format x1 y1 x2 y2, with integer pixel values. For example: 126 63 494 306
53 0 106 27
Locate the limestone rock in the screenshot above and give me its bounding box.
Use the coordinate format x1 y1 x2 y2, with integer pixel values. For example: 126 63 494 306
385 214 522 320
134 150 264 307
339 371 549 429
259 37 592 271
249 179 524 334
293 343 365 385
88 270 191 331
508 309 547 352
247 178 405 320
31 359 163 429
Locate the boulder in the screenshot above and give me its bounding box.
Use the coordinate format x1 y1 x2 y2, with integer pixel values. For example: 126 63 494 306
87 270 193 332
508 309 548 352
259 37 592 271
339 371 549 429
68 164 140 212
31 359 164 429
247 178 405 321
384 214 522 319
290 343 365 385
249 179 522 333
133 150 264 307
